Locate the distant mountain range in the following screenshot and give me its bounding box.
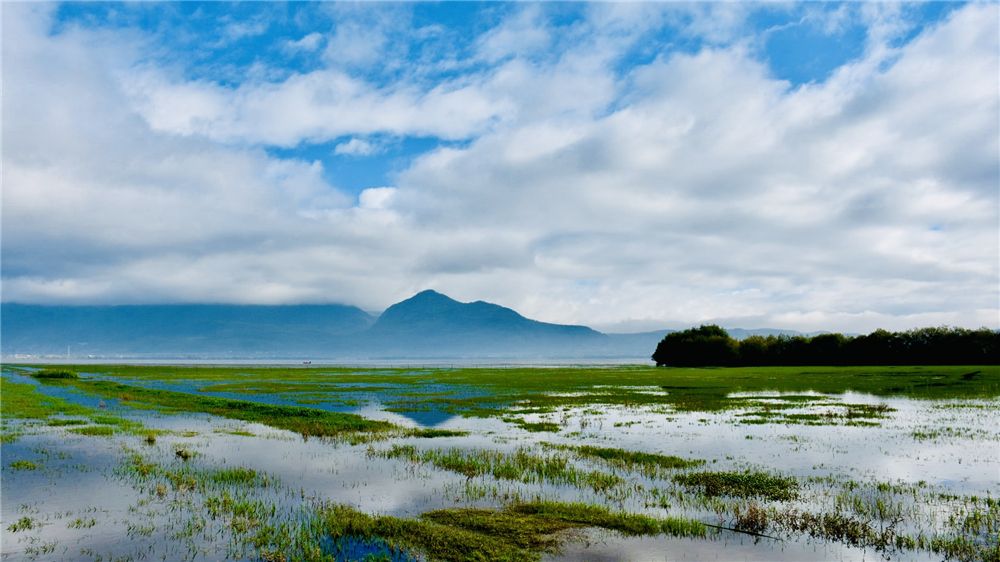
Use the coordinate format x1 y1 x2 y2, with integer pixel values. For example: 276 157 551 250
0 290 808 360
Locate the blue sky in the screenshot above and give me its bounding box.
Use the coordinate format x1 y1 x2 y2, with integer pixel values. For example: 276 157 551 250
3 2 997 332
47 2 964 196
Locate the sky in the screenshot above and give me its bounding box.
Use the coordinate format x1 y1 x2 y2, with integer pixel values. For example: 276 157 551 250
2 1 998 334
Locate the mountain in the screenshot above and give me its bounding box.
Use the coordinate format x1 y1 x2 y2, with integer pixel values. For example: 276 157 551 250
366 290 594 343
0 292 671 359
361 290 606 357
0 303 373 356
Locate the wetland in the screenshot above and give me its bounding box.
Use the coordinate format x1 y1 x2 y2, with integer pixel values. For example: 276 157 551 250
1 364 998 561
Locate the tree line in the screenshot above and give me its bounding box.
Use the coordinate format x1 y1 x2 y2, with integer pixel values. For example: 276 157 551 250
652 325 999 367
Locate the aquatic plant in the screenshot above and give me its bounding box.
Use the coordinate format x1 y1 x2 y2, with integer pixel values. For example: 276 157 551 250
30 369 79 379
673 470 798 501
7 516 37 532
376 445 624 495
314 500 706 562
544 443 704 476
69 425 117 436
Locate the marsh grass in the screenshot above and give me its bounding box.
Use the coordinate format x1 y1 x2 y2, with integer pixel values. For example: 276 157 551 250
210 467 273 488
509 501 707 537
54 379 397 440
214 429 256 437
407 428 469 438
0 377 93 419
503 418 561 432
46 418 89 426
10 459 39 470
30 369 78 380
1 428 23 444
175 447 195 461
7 516 38 532
315 500 706 562
376 445 624 495
17 364 996 420
544 443 704 476
674 470 798 501
69 425 117 436
68 517 97 529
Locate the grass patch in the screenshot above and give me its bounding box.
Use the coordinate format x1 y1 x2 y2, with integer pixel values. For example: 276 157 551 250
376 445 624 494
120 452 277 495
1 429 22 444
69 425 117 436
30 369 78 380
510 419 561 432
10 459 39 470
46 418 89 426
209 467 272 488
68 517 97 529
674 470 798 501
49 379 397 440
214 429 256 437
0 377 93 419
7 516 37 532
509 501 707 537
407 428 469 438
545 443 704 475
317 500 706 562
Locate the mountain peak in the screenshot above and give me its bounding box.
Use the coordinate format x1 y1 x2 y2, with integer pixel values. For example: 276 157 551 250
369 291 601 343
407 289 454 302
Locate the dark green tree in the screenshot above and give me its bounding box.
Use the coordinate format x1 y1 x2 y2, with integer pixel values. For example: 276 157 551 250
652 325 738 366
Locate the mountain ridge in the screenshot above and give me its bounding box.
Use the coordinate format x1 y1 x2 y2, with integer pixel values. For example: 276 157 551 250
1 292 811 359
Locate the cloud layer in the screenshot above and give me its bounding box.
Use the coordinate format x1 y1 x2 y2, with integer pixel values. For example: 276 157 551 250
2 3 997 333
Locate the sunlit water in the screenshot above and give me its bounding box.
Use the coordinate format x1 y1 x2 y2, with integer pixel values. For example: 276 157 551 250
2 371 997 561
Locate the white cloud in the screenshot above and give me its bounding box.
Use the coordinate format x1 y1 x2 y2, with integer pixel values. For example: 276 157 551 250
475 5 550 62
121 68 506 145
2 3 997 333
286 32 323 52
223 19 268 42
358 187 396 210
334 138 381 156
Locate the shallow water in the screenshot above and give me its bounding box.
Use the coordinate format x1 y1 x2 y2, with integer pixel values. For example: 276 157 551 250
2 370 997 561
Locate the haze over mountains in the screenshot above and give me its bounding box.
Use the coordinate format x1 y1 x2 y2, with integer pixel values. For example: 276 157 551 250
1 290 804 360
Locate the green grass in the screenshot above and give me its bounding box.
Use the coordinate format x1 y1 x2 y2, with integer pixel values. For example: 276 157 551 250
505 418 561 432
69 425 117 436
0 377 93 419
30 369 79 380
209 467 273 488
674 470 799 501
545 443 704 475
316 500 706 562
0 377 151 437
46 418 89 426
376 445 624 494
407 428 469 438
1 429 22 444
68 517 97 529
29 377 397 439
14 364 997 419
10 459 39 470
7 516 37 532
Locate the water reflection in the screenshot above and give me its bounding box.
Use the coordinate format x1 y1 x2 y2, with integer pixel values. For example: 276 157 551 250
2 370 998 561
